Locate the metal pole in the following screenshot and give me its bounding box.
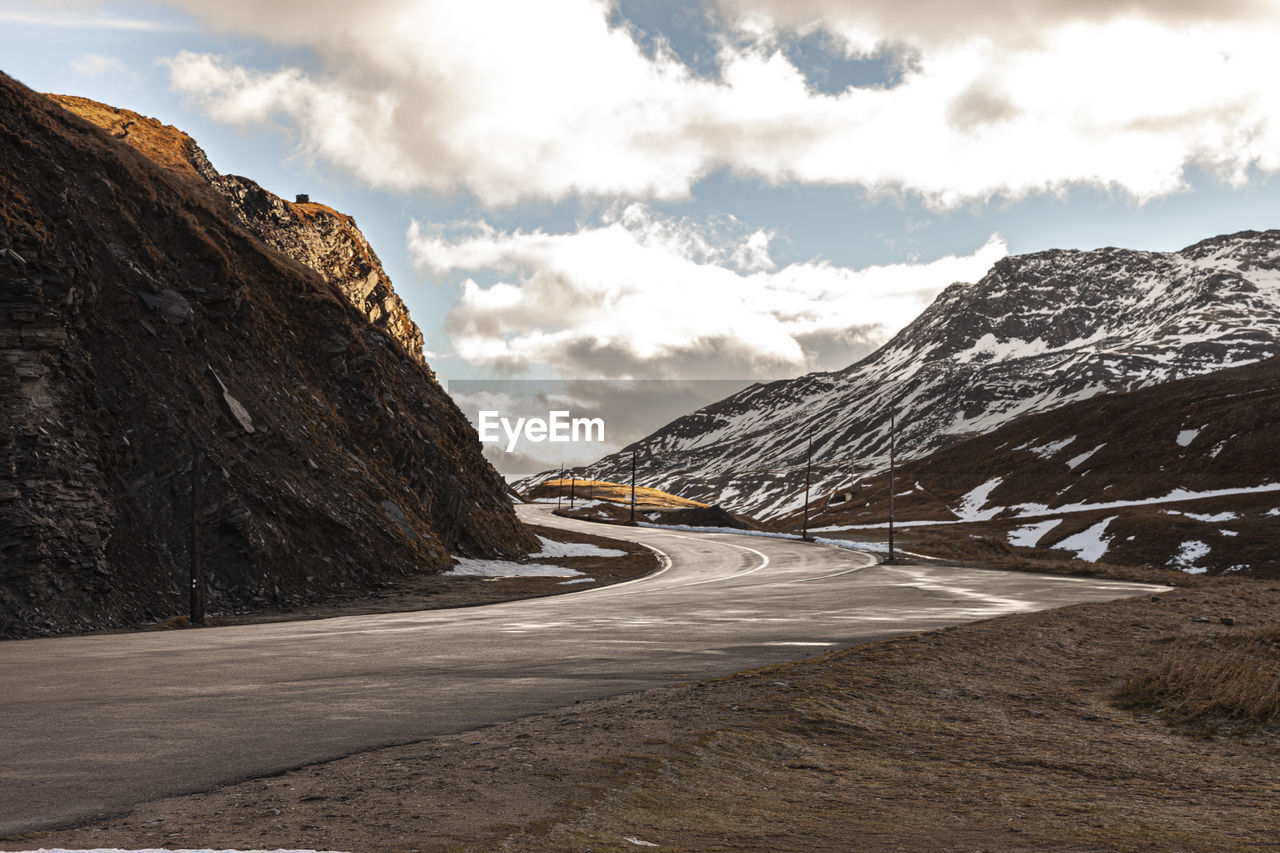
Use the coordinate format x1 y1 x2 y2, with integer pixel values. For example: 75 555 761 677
888 405 896 564
802 427 812 539
189 450 205 626
630 449 637 522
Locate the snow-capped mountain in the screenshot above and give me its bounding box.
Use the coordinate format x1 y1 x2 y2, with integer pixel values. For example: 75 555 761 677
561 229 1280 519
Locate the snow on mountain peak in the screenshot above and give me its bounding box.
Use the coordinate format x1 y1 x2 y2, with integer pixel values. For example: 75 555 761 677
551 229 1280 519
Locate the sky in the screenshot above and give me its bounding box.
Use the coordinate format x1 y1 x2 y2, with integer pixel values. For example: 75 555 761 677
4 0 1280 390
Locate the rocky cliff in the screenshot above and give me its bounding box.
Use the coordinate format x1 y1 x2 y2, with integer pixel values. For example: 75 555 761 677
46 94 425 360
1 73 534 638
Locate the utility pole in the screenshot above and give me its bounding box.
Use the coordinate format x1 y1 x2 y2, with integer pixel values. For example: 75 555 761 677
556 467 563 509
189 450 205 626
569 475 576 508
802 426 813 540
629 449 637 523
888 405 896 564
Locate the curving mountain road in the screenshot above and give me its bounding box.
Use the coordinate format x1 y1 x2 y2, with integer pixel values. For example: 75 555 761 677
0 504 1165 837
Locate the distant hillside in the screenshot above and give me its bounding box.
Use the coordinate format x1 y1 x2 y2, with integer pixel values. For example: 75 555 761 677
525 478 708 509
569 230 1280 520
0 73 534 638
803 357 1280 576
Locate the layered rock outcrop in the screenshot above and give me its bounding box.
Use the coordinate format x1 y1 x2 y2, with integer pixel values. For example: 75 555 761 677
1 74 533 638
47 94 425 360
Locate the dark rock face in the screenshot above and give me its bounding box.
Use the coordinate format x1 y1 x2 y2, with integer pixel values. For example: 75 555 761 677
556 231 1280 520
1 74 533 638
47 94 426 360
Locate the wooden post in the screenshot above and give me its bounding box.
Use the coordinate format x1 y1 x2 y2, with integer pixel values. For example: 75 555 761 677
556 468 563 509
629 449 637 522
802 427 812 540
569 475 575 508
888 405 896 564
189 450 205 626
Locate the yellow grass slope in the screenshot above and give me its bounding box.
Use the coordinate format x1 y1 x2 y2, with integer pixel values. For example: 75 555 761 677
527 479 707 509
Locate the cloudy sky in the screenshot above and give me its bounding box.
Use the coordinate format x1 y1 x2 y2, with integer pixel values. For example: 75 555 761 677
5 0 1280 385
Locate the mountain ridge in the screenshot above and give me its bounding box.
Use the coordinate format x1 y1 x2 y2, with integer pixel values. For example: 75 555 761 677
551 228 1280 519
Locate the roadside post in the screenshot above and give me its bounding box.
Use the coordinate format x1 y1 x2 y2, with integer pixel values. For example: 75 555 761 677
802 427 813 540
189 450 206 625
888 405 896 563
630 449 637 522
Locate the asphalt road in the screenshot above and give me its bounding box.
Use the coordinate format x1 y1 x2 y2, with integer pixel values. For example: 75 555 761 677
0 504 1165 836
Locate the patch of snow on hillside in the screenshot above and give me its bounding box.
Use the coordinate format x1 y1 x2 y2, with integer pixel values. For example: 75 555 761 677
1220 529 1238 537
1027 436 1076 459
1050 516 1117 562
955 477 1005 521
828 482 1280 530
1176 427 1202 447
1164 510 1239 522
812 536 887 553
1171 540 1212 574
1066 444 1105 470
953 333 1053 364
445 558 586 579
532 536 625 558
1007 519 1062 548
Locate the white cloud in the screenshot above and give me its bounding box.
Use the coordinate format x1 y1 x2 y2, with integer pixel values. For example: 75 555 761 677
0 6 187 32
157 0 1280 207
714 0 1271 49
70 53 131 79
409 205 1007 377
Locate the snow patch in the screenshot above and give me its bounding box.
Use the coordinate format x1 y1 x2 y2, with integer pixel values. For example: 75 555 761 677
955 477 1005 521
1163 510 1239 522
1066 444 1105 470
1171 540 1212 574
1027 436 1076 459
812 536 887 553
1176 428 1202 447
1007 519 1062 548
445 558 586 579
1050 516 1116 562
532 535 625 558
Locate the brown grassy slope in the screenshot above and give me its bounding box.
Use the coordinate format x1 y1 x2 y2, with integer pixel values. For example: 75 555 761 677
527 478 708 508
794 357 1280 575
0 72 533 638
44 94 205 179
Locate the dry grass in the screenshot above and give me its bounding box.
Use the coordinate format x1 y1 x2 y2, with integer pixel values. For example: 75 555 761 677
529 479 707 509
1116 623 1280 734
45 94 203 180
478 580 1280 852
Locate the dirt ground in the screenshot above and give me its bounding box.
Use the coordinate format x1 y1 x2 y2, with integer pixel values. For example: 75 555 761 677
7 569 1280 851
